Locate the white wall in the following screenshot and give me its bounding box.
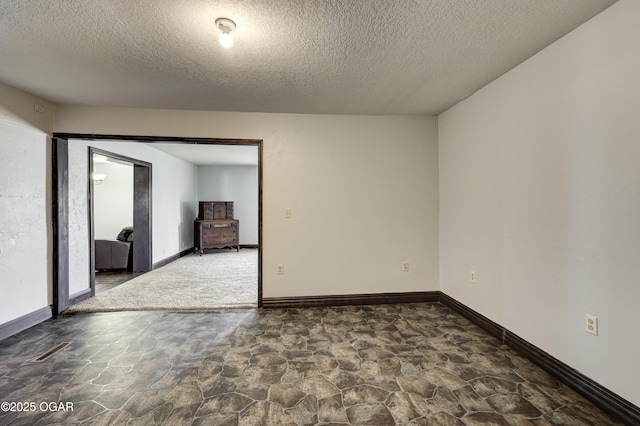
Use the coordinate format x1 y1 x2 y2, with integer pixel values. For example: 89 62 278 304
0 83 54 325
197 165 259 245
54 110 439 298
66 140 198 295
85 141 198 261
68 143 91 296
93 161 134 239
439 0 640 406
68 157 134 296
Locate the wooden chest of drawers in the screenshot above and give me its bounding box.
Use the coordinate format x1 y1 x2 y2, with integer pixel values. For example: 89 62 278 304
194 219 239 254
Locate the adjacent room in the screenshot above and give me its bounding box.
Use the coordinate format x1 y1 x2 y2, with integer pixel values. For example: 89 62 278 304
71 140 260 310
0 1 638 424
91 151 138 293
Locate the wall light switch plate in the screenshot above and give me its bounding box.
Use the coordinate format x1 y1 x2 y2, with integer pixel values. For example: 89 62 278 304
277 264 284 275
470 271 476 283
402 261 410 272
285 208 291 218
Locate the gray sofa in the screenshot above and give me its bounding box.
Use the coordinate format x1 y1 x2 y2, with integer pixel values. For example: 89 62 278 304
95 227 133 270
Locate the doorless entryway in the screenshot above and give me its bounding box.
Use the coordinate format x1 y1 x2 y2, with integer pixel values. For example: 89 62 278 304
52 134 263 314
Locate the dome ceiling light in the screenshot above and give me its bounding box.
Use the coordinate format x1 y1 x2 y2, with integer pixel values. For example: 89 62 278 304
215 18 236 49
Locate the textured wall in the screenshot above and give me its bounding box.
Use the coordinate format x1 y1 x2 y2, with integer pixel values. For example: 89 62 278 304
0 83 54 325
439 0 640 406
68 143 90 296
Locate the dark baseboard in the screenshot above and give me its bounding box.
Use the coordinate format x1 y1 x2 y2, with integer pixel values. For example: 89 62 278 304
439 292 640 425
438 293 504 341
264 289 638 423
262 291 440 309
69 289 92 306
240 244 259 249
2 289 635 423
153 247 194 269
0 306 53 341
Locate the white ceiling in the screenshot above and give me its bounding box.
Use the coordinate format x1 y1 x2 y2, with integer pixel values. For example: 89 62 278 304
0 0 617 116
148 143 258 166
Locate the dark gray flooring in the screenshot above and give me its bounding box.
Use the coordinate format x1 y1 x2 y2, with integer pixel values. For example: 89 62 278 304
0 303 623 425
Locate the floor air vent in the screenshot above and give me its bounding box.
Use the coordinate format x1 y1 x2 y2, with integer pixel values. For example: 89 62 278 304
34 342 71 361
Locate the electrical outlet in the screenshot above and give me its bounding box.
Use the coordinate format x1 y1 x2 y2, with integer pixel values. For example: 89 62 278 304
277 264 284 275
585 314 598 336
470 271 476 283
285 208 291 218
402 261 410 272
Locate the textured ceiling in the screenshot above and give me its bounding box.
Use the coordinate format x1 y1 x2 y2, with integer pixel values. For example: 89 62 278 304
0 0 617 116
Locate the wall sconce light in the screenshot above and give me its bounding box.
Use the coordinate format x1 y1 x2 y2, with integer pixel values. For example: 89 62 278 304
215 18 236 48
93 173 106 185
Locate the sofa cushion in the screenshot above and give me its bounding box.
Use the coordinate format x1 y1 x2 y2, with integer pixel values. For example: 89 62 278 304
95 239 131 270
117 226 133 242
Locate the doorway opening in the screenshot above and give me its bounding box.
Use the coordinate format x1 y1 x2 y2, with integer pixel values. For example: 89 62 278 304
90 148 151 295
52 134 263 314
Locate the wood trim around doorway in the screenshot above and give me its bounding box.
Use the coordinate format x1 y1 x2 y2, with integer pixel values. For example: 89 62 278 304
89 146 153 298
52 133 264 311
52 137 70 315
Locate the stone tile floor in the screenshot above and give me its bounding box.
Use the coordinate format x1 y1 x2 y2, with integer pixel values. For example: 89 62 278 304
0 303 623 425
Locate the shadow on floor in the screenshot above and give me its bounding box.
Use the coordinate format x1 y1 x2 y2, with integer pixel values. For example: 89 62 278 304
94 270 143 294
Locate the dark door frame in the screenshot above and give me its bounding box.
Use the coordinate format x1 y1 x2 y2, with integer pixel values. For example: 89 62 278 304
89 147 152 297
52 133 263 314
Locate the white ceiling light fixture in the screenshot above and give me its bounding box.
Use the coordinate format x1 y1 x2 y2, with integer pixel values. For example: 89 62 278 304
215 18 236 49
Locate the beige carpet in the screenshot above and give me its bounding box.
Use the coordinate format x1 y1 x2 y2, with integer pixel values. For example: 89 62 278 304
66 249 258 312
